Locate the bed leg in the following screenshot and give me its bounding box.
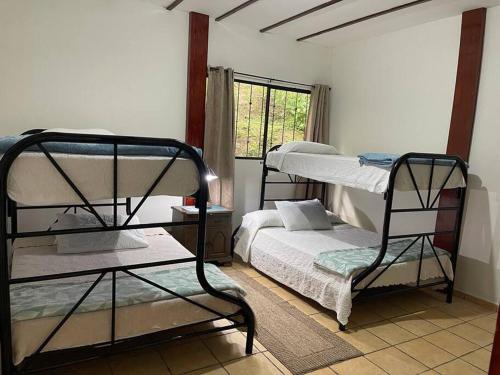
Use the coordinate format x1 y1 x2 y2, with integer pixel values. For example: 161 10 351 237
446 282 454 304
242 304 256 354
339 323 346 332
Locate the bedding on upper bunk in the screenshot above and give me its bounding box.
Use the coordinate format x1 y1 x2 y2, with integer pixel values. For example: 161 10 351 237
234 210 453 325
10 228 243 364
0 130 203 205
266 144 465 194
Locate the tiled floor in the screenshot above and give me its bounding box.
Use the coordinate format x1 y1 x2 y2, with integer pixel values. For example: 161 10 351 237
42 262 497 375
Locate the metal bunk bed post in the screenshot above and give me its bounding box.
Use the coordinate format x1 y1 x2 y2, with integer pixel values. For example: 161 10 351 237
0 132 255 374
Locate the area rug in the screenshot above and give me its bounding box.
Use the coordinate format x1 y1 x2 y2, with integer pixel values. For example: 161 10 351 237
228 270 362 375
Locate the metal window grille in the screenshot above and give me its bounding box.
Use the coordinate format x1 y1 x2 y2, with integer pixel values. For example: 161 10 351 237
234 80 310 159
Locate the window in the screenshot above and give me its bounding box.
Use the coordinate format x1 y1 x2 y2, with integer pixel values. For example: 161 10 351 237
234 80 310 159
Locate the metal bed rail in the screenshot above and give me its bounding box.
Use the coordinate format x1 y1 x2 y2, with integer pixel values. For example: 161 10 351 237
0 131 255 374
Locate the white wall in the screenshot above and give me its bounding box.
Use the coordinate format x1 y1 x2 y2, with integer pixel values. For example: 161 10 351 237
0 0 332 230
207 20 332 225
328 15 460 230
0 0 190 227
328 9 500 304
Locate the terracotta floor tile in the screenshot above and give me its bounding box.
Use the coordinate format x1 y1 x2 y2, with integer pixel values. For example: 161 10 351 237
262 351 293 375
53 358 112 375
396 338 455 368
336 327 390 354
240 332 266 352
185 365 229 375
391 295 428 314
330 356 387 375
288 298 321 315
460 348 491 372
448 323 494 346
423 330 479 357
349 306 385 326
434 358 486 375
109 350 171 375
223 352 283 375
417 308 463 328
160 340 218 375
469 315 497 333
204 332 260 363
311 313 340 332
365 321 417 345
437 299 493 321
365 347 428 375
369 301 409 319
391 313 441 336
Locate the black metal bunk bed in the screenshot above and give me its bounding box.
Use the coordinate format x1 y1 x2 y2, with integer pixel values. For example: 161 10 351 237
258 144 468 331
0 131 255 374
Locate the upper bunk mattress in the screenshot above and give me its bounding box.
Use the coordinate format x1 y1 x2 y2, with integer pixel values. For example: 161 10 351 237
266 152 465 194
5 152 199 205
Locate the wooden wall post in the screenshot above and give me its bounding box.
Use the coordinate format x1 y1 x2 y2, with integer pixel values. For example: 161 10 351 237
434 8 486 250
185 12 209 149
184 12 209 205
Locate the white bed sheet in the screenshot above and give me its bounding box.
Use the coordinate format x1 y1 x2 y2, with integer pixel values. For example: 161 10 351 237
248 225 453 325
10 229 239 365
6 152 199 206
266 152 465 194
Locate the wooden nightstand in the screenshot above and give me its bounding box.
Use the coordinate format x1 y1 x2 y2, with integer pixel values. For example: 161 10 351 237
170 205 233 264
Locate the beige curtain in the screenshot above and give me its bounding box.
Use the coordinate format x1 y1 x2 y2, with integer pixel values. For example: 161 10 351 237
306 84 330 143
203 67 235 209
297 84 331 203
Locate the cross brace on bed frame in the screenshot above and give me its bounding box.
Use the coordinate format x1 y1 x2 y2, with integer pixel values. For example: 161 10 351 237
256 144 468 331
0 131 255 374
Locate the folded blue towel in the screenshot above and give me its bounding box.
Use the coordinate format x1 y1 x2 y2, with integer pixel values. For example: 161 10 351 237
0 135 202 158
358 153 400 167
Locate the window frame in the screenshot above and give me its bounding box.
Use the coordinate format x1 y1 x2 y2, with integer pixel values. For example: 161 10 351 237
234 78 311 160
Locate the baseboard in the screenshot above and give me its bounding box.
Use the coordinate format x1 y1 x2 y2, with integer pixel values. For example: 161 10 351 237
454 289 499 310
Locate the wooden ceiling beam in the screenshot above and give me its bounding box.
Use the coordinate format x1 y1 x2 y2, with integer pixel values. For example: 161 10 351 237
260 0 345 33
215 0 260 22
297 0 432 42
165 0 184 11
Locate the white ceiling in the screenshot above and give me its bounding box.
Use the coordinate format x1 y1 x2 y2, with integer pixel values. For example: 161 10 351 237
163 0 500 47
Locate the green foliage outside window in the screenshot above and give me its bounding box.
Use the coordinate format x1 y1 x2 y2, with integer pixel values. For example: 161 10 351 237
234 81 310 158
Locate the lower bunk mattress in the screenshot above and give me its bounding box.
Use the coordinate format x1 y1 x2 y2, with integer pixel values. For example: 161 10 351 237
10 228 243 365
248 224 452 326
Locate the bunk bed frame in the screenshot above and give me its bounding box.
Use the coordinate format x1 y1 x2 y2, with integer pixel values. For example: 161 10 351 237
0 131 255 374
259 144 468 331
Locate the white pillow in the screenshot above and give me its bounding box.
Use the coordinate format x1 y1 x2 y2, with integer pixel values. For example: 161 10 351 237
53 213 149 254
275 199 332 231
242 210 284 228
43 128 115 135
278 141 338 155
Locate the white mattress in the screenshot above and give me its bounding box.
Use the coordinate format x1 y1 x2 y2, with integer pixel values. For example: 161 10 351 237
266 152 465 194
10 229 239 365
6 152 199 206
248 224 453 325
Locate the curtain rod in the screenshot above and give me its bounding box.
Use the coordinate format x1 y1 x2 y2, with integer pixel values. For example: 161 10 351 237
208 67 313 88
234 71 313 88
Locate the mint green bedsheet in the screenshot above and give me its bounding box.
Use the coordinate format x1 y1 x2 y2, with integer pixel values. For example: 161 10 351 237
314 239 450 278
10 264 244 321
